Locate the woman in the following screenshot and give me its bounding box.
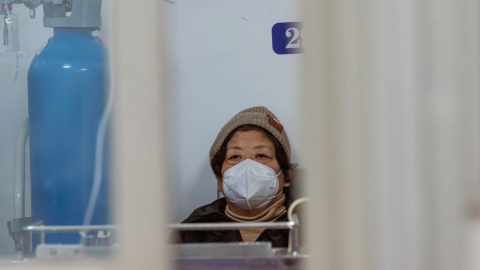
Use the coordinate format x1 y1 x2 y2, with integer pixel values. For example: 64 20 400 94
177 106 296 247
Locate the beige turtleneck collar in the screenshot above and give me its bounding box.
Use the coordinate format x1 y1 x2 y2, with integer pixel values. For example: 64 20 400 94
225 194 287 242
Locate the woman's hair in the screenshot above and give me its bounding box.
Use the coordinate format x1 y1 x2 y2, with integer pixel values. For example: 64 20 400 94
210 124 293 180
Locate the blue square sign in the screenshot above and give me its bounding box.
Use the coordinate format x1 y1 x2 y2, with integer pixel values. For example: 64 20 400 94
272 22 304 55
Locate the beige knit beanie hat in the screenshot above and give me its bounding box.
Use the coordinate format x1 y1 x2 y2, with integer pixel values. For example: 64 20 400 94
209 106 291 163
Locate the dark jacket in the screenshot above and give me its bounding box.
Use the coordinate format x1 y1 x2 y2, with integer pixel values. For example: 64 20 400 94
174 197 291 248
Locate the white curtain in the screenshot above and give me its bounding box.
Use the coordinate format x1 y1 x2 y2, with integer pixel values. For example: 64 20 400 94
303 1 480 270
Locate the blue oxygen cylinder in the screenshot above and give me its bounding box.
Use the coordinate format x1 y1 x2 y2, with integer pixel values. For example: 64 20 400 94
27 25 110 244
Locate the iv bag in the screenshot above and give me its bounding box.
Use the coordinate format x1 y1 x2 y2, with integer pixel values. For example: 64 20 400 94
0 11 20 54
1 9 24 80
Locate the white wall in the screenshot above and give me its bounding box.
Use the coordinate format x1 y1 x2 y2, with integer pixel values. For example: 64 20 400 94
169 0 303 222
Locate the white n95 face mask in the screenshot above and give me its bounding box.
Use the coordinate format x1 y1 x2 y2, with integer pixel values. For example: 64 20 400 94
222 159 282 211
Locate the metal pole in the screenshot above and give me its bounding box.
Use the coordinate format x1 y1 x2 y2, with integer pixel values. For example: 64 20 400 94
166 221 296 231
14 118 28 220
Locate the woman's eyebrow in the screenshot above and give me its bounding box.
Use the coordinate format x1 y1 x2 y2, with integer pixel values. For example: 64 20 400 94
252 144 273 151
253 145 273 150
226 145 273 151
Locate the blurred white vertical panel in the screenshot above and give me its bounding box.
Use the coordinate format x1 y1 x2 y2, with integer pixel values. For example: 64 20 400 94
425 1 480 269
112 0 173 269
303 1 480 270
302 0 370 269
368 1 426 270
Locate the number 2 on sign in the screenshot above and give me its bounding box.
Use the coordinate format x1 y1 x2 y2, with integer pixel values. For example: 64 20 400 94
286 27 301 49
272 22 304 54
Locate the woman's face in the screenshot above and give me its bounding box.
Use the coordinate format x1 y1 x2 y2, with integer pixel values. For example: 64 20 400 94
217 129 290 202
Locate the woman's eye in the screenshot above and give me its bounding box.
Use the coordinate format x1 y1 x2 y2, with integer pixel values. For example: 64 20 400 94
256 154 269 158
229 155 240 160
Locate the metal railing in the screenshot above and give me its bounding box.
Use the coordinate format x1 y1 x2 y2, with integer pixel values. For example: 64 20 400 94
166 214 302 256
20 214 303 256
